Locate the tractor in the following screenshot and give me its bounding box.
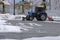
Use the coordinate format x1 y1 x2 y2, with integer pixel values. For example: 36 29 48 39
22 7 47 21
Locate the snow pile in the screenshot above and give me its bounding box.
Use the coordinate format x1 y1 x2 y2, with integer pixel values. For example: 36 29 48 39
0 13 13 20
8 15 26 20
0 13 26 20
23 36 60 40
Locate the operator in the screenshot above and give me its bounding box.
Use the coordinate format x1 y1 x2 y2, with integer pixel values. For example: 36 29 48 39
40 0 47 9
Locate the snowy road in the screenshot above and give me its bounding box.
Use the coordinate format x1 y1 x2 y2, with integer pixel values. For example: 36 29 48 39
0 13 60 40
0 20 60 40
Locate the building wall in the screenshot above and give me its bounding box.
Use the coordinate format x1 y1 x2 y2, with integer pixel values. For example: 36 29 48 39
51 0 60 10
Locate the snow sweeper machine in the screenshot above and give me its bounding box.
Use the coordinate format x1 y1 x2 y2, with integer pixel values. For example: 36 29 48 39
22 7 47 21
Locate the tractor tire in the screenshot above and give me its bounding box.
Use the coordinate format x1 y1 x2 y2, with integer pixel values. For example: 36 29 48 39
36 13 47 21
36 15 41 21
29 16 34 21
26 15 34 21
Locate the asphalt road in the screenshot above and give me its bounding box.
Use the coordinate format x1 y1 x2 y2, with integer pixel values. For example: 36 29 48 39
0 20 60 40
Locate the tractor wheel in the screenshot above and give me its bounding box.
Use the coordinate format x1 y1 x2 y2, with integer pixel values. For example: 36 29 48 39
36 13 47 21
36 15 41 21
29 16 34 21
26 15 34 21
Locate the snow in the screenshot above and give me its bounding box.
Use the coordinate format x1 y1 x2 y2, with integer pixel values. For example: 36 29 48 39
0 20 6 25
8 14 26 20
0 13 12 20
52 16 60 20
0 25 22 32
23 36 60 40
0 13 26 20
0 14 25 32
0 18 23 32
2 1 10 5
46 10 60 20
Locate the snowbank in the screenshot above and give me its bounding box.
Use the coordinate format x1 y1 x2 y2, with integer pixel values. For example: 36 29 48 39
0 13 12 20
23 36 60 40
8 15 26 20
0 13 26 20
